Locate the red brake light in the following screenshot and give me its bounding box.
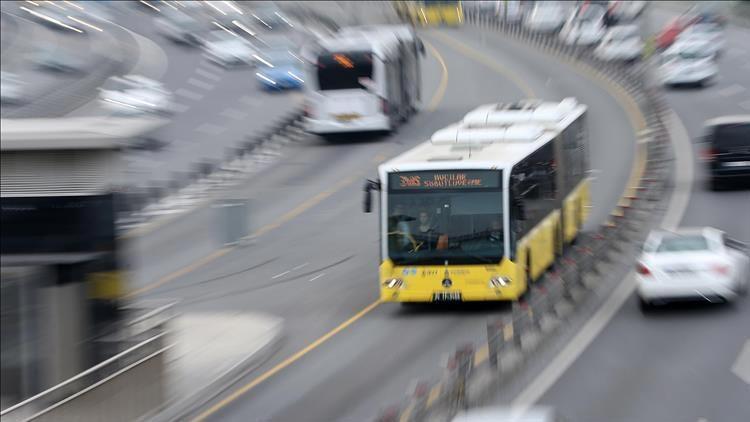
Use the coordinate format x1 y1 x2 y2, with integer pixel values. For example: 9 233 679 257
712 265 730 276
701 147 718 161
636 263 651 276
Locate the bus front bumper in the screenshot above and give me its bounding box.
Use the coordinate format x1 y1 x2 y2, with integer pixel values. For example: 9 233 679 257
380 287 519 302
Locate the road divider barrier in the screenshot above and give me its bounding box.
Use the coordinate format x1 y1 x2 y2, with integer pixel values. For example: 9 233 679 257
376 8 676 422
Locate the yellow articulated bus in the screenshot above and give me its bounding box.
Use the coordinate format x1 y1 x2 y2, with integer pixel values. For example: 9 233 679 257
394 0 464 27
364 98 589 302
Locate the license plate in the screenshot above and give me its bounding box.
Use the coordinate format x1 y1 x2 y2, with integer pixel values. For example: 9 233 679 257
723 161 750 167
334 113 360 122
432 292 462 302
666 268 694 275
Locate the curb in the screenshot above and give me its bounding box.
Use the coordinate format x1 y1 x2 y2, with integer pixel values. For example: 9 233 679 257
144 321 284 422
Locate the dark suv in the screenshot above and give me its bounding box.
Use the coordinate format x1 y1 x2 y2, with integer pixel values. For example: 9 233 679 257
701 116 750 190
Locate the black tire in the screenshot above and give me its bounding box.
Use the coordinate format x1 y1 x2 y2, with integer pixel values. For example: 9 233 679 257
639 298 653 313
710 177 723 191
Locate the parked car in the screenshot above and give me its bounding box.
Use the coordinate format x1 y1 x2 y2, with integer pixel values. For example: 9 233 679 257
658 39 718 87
0 71 24 104
255 49 305 90
699 115 750 189
609 0 647 22
154 10 207 46
676 23 725 57
636 227 749 310
452 406 567 422
99 75 173 115
524 2 566 33
202 30 258 67
30 47 85 73
559 3 608 46
594 25 643 62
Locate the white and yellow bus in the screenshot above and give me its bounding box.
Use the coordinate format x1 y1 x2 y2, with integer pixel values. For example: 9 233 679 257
364 98 589 302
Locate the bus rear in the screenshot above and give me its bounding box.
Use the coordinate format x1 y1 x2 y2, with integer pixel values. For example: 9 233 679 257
418 0 464 27
304 48 391 136
377 169 525 302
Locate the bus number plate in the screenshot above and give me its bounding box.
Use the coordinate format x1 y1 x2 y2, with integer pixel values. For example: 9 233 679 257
432 292 462 302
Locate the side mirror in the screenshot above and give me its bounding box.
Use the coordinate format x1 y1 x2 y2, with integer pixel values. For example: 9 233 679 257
363 179 380 213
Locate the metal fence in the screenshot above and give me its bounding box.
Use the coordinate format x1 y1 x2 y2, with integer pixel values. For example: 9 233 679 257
1 324 171 422
376 9 675 422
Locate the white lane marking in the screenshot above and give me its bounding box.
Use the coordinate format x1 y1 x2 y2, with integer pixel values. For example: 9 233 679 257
309 273 325 282
291 263 309 271
195 67 221 81
175 88 204 101
194 123 226 135
511 112 694 411
731 339 750 385
271 270 290 279
739 100 750 111
220 108 249 120
187 77 215 90
717 84 746 97
172 102 190 113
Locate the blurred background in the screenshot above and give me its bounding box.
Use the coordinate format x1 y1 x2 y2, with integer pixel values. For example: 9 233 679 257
1 1 749 422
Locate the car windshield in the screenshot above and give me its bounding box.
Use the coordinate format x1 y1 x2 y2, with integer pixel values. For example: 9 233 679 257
712 123 750 148
386 170 504 265
259 50 298 67
656 235 709 252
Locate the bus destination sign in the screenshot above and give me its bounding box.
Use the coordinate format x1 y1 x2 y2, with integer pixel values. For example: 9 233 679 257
390 170 500 190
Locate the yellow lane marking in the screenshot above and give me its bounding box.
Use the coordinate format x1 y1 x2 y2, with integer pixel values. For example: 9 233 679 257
123 248 230 299
192 299 382 421
429 30 536 99
124 41 450 298
424 39 449 112
503 323 514 341
473 344 489 368
399 402 415 422
425 383 443 408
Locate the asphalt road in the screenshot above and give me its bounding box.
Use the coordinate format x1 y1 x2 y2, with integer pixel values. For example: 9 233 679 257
536 7 750 422
121 10 639 422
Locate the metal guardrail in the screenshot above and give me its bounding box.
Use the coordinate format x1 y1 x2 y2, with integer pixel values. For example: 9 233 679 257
376 10 675 422
1 332 169 422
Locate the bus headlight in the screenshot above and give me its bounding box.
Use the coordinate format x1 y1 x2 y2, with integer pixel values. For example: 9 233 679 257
489 276 511 288
383 278 404 289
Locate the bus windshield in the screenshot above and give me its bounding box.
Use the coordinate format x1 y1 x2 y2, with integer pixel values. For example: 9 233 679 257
387 170 504 265
316 52 373 91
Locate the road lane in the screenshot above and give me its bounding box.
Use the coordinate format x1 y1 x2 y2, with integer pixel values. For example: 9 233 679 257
536 7 750 422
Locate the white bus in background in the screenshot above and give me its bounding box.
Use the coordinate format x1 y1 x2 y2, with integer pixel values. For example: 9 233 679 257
303 28 423 138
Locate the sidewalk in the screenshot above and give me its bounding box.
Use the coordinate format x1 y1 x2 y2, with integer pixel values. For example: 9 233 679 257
151 312 284 421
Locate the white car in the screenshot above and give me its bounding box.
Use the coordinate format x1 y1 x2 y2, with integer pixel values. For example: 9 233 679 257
154 10 206 45
594 25 643 62
452 406 564 422
202 30 258 67
636 228 750 310
659 39 718 86
676 23 726 57
99 75 173 115
524 2 566 33
559 3 607 46
610 0 647 22
1 71 24 104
